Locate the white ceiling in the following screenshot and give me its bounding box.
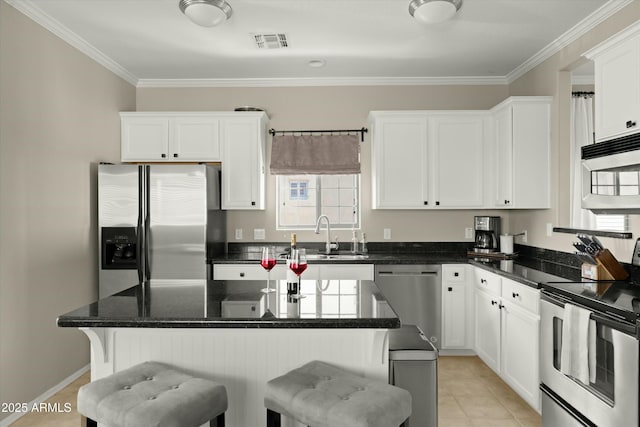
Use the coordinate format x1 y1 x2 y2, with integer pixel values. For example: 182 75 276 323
6 0 630 87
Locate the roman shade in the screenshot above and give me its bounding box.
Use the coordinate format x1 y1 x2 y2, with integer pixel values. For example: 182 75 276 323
270 134 360 175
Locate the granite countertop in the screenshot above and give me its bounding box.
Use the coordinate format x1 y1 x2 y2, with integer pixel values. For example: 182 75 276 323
470 258 581 288
57 280 400 329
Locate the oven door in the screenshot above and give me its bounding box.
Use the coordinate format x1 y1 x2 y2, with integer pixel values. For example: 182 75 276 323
540 294 639 427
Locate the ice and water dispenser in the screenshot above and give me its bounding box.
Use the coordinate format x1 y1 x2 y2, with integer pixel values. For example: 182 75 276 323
101 227 137 270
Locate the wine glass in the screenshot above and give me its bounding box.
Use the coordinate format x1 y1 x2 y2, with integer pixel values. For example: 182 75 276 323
260 246 277 294
289 248 307 299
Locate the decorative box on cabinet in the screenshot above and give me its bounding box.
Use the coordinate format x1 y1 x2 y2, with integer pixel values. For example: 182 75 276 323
120 112 221 162
369 111 488 209
585 22 640 142
491 97 551 209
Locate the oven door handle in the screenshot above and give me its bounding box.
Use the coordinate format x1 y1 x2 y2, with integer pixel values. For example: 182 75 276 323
541 290 638 337
540 384 597 427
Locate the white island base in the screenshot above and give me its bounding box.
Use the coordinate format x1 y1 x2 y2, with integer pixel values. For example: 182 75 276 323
82 327 390 427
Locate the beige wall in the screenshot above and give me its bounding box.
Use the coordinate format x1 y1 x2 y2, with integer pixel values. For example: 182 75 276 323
0 2 135 420
509 2 640 262
137 86 510 244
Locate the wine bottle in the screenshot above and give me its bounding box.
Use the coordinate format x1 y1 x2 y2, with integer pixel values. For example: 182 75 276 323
287 233 298 295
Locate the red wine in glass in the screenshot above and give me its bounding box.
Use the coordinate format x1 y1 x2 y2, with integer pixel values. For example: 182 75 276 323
289 262 307 276
261 258 276 271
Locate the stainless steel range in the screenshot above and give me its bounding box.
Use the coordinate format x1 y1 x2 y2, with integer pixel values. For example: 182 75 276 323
540 280 640 427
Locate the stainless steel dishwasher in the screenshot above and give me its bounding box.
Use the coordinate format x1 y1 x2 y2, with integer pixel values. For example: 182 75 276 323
374 264 441 348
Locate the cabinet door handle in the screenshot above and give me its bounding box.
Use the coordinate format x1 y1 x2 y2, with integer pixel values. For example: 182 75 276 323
627 120 637 128
512 292 519 298
454 272 459 277
173 153 178 158
448 287 453 292
423 201 428 205
480 278 487 284
435 201 440 206
239 272 245 277
161 153 167 158
505 199 510 204
491 300 497 305
498 303 504 309
251 201 256 206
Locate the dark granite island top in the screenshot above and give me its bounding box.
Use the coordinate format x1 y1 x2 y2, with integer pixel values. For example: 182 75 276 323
57 279 400 329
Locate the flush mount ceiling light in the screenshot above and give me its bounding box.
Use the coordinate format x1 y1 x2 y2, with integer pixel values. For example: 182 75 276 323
409 0 462 24
179 0 232 27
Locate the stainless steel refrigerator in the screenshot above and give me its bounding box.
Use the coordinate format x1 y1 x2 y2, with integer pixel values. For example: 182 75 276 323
98 163 226 298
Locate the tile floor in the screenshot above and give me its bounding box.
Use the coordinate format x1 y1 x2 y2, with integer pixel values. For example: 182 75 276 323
8 356 541 427
438 356 541 427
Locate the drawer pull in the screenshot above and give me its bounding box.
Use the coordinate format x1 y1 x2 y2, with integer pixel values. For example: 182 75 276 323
480 278 487 284
239 272 245 277
627 120 637 128
491 300 498 305
512 292 519 298
454 272 459 277
448 287 453 292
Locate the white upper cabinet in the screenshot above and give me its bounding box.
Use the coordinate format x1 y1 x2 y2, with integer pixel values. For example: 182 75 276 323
369 111 488 209
585 23 640 142
220 113 267 210
121 113 221 162
491 97 552 209
370 113 429 208
431 114 486 208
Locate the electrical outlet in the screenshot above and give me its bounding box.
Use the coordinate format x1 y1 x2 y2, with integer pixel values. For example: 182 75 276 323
383 228 391 240
546 223 553 237
465 227 473 239
254 228 265 240
521 230 528 243
235 228 243 240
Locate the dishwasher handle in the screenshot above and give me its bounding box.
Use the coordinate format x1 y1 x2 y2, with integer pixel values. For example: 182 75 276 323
377 271 439 276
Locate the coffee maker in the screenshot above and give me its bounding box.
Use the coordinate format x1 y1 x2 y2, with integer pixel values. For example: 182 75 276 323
474 216 501 253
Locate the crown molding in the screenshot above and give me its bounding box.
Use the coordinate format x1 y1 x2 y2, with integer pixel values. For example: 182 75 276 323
136 75 508 88
506 0 633 84
4 0 139 86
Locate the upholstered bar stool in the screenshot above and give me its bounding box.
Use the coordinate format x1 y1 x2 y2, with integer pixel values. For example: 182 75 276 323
78 361 227 427
264 360 411 427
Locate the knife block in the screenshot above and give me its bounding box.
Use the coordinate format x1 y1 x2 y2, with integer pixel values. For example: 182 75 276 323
582 249 629 280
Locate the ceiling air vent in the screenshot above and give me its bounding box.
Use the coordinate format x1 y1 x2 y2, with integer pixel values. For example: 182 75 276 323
253 33 289 49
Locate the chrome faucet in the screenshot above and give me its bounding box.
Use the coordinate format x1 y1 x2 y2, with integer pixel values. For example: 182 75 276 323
315 215 339 254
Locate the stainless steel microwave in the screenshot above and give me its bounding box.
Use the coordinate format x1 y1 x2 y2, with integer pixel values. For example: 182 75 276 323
582 134 640 213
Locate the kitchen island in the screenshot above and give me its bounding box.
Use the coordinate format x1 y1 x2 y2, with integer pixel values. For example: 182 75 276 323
58 279 400 427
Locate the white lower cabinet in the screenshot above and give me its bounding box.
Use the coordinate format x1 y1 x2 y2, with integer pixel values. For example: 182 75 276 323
441 265 474 350
473 267 541 412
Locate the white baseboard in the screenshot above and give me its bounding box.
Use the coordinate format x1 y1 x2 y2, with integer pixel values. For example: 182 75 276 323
0 364 90 427
439 348 477 356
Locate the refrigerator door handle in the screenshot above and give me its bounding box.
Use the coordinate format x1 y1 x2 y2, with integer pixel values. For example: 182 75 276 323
144 165 151 280
137 165 144 283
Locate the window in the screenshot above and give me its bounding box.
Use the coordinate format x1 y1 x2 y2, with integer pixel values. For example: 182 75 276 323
277 174 360 230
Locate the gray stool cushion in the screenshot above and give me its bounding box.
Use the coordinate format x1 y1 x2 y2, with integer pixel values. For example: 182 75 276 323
78 361 227 427
265 360 411 427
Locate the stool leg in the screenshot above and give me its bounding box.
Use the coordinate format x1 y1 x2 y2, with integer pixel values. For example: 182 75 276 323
266 409 281 427
210 412 225 427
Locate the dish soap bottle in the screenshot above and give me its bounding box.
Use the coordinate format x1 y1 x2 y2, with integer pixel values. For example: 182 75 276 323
351 231 358 254
360 233 368 254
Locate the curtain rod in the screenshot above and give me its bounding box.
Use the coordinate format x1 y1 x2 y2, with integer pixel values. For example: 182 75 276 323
269 127 368 142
